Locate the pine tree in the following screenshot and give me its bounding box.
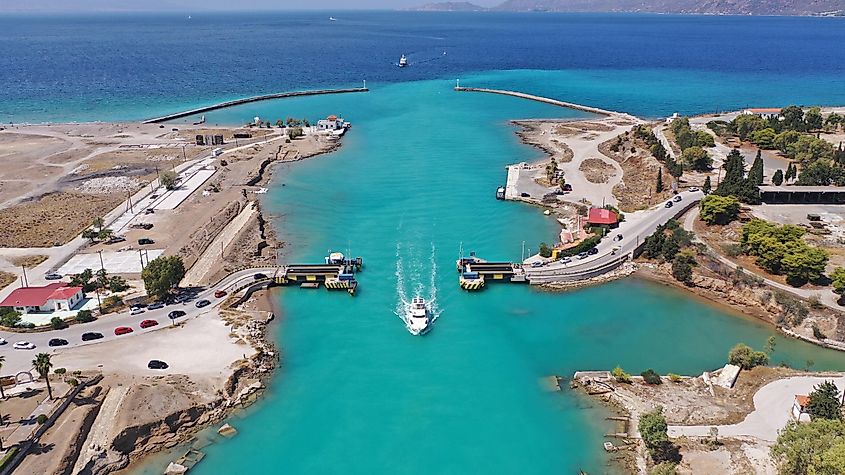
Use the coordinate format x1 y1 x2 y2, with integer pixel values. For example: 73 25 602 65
716 149 760 204
772 169 784 186
702 175 712 194
656 168 664 193
750 149 764 185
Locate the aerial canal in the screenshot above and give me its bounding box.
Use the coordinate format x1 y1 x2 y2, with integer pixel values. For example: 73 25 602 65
144 77 845 474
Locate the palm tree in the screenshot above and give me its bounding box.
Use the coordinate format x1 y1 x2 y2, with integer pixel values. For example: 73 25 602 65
33 353 53 400
0 355 5 399
92 217 104 232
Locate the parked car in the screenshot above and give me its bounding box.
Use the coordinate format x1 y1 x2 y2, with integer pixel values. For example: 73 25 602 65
48 338 69 347
688 187 700 192
13 341 35 350
106 236 126 244
562 184 573 192
530 261 544 268
45 273 63 280
577 252 589 260
130 307 145 316
195 299 211 308
587 247 599 255
254 273 267 280
140 319 159 329
168 310 186 319
81 332 104 341
673 195 682 202
613 234 624 242
138 238 155 245
144 208 155 215
0 338 6 345
520 192 531 198
664 201 673 208
148 360 169 370
558 257 572 264
214 290 227 298
114 326 133 336
147 301 165 310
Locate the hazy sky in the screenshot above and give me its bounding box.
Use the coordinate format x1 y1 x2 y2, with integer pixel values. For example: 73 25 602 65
1 0 502 12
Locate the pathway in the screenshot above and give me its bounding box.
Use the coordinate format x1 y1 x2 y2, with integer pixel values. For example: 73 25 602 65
180 202 258 286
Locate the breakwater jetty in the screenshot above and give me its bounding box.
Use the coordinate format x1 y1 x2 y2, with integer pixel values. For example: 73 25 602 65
143 87 369 124
454 86 622 118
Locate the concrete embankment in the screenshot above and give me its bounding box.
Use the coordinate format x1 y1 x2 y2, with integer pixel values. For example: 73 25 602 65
143 87 369 124
454 86 625 118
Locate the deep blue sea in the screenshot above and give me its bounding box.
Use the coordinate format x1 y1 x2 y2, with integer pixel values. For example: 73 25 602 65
4 11 845 475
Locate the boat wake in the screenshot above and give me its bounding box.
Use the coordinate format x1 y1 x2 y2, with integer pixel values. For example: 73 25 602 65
394 242 441 335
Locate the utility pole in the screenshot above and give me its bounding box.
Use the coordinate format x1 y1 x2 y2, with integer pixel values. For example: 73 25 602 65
20 266 28 287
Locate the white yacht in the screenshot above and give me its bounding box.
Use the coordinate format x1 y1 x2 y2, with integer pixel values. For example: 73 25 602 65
398 55 408 68
406 296 430 335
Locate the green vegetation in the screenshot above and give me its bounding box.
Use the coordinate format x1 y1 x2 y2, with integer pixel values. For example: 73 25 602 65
649 463 678 475
741 219 829 286
639 407 679 464
641 369 662 385
681 146 712 172
558 235 602 257
671 250 697 285
288 127 304 139
70 268 127 293
642 219 694 265
656 168 664 193
159 170 179 190
632 125 683 178
750 149 764 185
667 373 682 383
831 268 845 298
101 295 124 313
807 381 843 421
538 242 553 258
670 117 715 150
36 413 48 424
797 159 845 186
728 343 769 369
699 195 740 225
771 419 845 475
33 353 54 399
141 256 186 300
702 175 711 194
50 316 67 330
0 308 21 328
74 309 95 323
0 447 19 470
714 149 760 204
772 169 784 186
611 366 632 384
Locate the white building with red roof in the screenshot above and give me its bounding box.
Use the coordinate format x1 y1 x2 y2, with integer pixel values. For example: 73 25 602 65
0 283 84 315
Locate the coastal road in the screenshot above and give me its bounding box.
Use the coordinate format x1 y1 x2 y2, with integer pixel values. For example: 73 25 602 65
0 267 277 375
526 189 704 283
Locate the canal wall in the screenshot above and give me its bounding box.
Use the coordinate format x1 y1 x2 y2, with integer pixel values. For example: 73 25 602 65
143 87 369 124
454 86 624 118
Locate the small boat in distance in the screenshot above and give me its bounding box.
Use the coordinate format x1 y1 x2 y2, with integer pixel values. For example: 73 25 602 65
329 17 337 21
406 296 431 335
398 55 408 68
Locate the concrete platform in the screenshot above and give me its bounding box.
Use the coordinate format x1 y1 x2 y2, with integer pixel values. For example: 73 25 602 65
58 249 164 275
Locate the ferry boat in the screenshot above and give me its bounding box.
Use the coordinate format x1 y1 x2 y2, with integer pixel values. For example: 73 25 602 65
398 55 408 68
406 296 431 335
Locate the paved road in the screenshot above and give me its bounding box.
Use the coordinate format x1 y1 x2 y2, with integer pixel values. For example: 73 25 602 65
0 267 277 375
669 375 845 442
526 189 704 282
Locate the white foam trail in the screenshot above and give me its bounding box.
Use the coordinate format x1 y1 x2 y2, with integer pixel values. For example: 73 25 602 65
394 240 442 334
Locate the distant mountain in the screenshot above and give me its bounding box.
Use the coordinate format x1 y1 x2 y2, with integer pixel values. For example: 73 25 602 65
412 2 488 11
492 0 845 15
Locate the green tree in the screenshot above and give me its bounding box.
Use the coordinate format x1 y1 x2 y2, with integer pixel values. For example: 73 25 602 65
781 105 807 132
797 159 845 186
656 168 664 193
750 127 777 149
141 256 186 299
781 242 829 286
74 309 95 323
831 267 845 297
772 169 784 186
715 149 760 204
649 463 678 475
639 407 670 461
681 146 712 171
775 130 802 154
0 311 21 328
772 419 845 475
671 250 697 285
807 381 843 421
699 194 740 225
732 114 768 140
788 136 835 164
81 228 98 243
159 170 179 190
0 355 5 398
728 343 769 369
765 335 777 355
805 107 824 132
50 316 67 330
611 366 632 383
538 242 552 258
702 175 711 194
750 149 764 185
641 369 663 385
91 217 104 232
288 127 304 139
33 353 54 399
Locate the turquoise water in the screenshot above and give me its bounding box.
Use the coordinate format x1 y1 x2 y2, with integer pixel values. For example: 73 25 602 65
134 77 845 475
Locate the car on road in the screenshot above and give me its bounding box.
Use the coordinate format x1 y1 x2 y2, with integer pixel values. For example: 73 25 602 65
114 326 134 336
577 252 589 260
148 360 169 370
144 208 155 215
558 257 572 264
81 332 104 342
613 234 624 242
49 338 69 347
195 299 211 308
587 247 599 255
168 310 186 319
254 273 267 280
214 290 227 298
45 273 63 280
140 319 159 329
665 201 673 208
520 192 531 198
130 307 146 316
561 184 573 192
14 341 36 350
673 195 682 202
0 338 6 345
106 236 126 244
530 261 544 268
138 238 155 245
147 301 165 310
688 187 699 192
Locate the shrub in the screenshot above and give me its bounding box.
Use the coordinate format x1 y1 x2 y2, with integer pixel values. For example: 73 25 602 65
728 343 769 369
671 250 697 285
67 378 79 386
612 366 632 383
650 462 678 475
54 368 67 376
667 373 682 383
50 316 68 330
538 242 553 258
74 310 96 323
641 369 663 385
813 325 828 340
699 195 740 225
559 235 602 257
0 310 21 328
36 414 48 424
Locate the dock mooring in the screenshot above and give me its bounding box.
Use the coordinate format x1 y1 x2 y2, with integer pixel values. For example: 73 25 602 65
457 253 527 291
273 252 363 295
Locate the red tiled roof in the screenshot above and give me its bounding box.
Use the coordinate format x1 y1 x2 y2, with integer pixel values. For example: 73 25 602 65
0 284 82 308
587 208 619 225
746 108 782 114
795 395 810 407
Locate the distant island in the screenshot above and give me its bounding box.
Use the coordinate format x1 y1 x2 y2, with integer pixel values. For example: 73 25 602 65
412 0 845 16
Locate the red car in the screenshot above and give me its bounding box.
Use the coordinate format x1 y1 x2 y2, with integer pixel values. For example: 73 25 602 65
114 326 134 336
214 290 227 298
140 319 158 329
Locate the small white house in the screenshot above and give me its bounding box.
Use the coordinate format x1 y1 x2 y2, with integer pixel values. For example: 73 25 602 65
317 115 346 131
791 394 811 422
0 283 84 314
742 108 783 120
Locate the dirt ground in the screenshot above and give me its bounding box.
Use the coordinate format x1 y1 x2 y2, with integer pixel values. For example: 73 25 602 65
9 254 48 268
599 133 676 212
579 157 617 184
0 192 123 247
0 270 16 289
